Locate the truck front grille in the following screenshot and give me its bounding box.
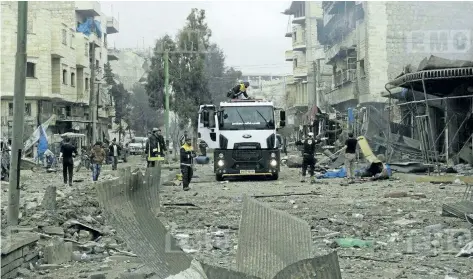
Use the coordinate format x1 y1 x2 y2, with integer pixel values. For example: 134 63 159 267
232 150 262 161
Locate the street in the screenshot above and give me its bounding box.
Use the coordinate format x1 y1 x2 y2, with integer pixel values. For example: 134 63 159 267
1 155 472 279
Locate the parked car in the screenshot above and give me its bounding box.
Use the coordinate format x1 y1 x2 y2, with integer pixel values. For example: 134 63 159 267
128 137 147 155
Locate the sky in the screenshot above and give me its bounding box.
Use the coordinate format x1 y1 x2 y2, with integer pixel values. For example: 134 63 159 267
102 1 293 75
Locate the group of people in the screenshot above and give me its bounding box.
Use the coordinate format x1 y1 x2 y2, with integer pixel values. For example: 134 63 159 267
145 128 196 191
57 137 123 185
297 131 359 183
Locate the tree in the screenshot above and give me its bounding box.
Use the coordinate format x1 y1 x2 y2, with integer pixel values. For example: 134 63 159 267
171 8 212 129
145 35 178 110
129 83 162 136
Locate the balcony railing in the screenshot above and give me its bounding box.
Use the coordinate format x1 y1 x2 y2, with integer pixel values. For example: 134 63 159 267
75 1 101 17
334 69 357 88
106 17 119 34
294 65 308 78
285 50 294 61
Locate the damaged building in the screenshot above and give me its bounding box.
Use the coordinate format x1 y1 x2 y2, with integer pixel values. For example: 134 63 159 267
385 56 473 166
316 1 473 141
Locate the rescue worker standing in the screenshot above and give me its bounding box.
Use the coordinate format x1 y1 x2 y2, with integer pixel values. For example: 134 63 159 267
146 128 166 168
227 81 250 99
180 137 196 191
300 132 319 183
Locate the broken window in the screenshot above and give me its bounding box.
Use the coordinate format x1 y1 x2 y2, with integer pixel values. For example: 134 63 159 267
26 62 36 78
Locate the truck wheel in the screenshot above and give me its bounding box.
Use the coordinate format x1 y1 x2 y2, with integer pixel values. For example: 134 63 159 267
270 173 279 180
216 174 224 181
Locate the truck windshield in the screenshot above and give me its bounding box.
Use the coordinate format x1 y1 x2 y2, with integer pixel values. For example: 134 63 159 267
220 106 275 130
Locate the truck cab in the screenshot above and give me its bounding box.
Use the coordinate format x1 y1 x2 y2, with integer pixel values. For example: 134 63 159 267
198 99 285 181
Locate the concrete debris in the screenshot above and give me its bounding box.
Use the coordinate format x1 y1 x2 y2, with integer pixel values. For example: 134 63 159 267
236 195 312 279
2 154 473 279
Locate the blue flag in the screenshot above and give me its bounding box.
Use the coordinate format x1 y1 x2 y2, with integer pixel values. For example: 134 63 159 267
37 126 48 156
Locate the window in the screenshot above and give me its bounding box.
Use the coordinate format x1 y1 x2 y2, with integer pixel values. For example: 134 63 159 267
26 62 36 78
71 72 75 87
70 34 75 49
85 43 88 57
359 59 366 77
8 103 31 116
62 29 67 45
62 69 68 85
25 103 31 116
85 78 89 90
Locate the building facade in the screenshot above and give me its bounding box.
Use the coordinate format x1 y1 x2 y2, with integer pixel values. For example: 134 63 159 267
319 1 473 111
0 1 119 142
283 1 331 127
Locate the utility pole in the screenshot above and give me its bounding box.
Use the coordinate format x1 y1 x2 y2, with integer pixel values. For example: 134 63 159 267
164 49 170 149
90 43 97 144
8 1 28 227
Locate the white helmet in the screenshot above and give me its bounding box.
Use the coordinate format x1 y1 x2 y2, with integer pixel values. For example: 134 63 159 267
308 132 314 137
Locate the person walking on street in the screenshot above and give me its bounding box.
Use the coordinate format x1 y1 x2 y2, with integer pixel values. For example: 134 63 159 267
300 132 319 183
344 132 358 182
59 137 77 186
90 141 106 181
146 128 166 168
109 138 121 170
180 137 196 191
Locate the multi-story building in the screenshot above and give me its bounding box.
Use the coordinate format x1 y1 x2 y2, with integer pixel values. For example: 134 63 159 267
282 1 330 127
319 1 473 112
0 1 119 142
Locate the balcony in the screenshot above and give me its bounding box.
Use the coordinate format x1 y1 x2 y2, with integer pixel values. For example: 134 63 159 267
285 31 292 38
294 65 308 78
285 50 294 61
89 32 101 47
75 34 89 68
106 17 119 34
98 108 108 118
51 27 69 58
285 75 295 84
107 49 119 61
75 1 101 17
292 16 306 24
334 69 357 88
292 39 306 51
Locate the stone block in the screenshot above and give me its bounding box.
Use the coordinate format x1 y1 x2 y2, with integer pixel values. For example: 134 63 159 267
1 247 22 267
88 273 106 279
1 256 23 277
43 241 73 264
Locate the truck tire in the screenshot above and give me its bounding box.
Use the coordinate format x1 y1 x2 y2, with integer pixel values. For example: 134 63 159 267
270 173 279 180
216 174 224 181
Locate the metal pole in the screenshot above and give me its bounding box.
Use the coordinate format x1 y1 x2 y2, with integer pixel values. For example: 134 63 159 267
8 1 28 227
164 49 170 148
421 75 439 167
90 43 97 144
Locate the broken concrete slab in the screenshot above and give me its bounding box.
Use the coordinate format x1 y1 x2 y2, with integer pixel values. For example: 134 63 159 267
41 186 57 211
43 240 73 264
200 262 260 279
272 251 342 279
236 195 312 279
95 168 192 278
41 226 64 236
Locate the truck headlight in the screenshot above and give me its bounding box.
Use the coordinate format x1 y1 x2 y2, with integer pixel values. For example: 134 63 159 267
270 159 277 167
271 152 276 158
218 153 224 158
217 160 224 167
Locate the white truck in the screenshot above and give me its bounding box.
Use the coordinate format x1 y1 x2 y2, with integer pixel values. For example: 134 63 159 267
198 99 286 181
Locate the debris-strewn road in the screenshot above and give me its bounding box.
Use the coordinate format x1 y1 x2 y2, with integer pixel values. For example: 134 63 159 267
1 156 472 279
